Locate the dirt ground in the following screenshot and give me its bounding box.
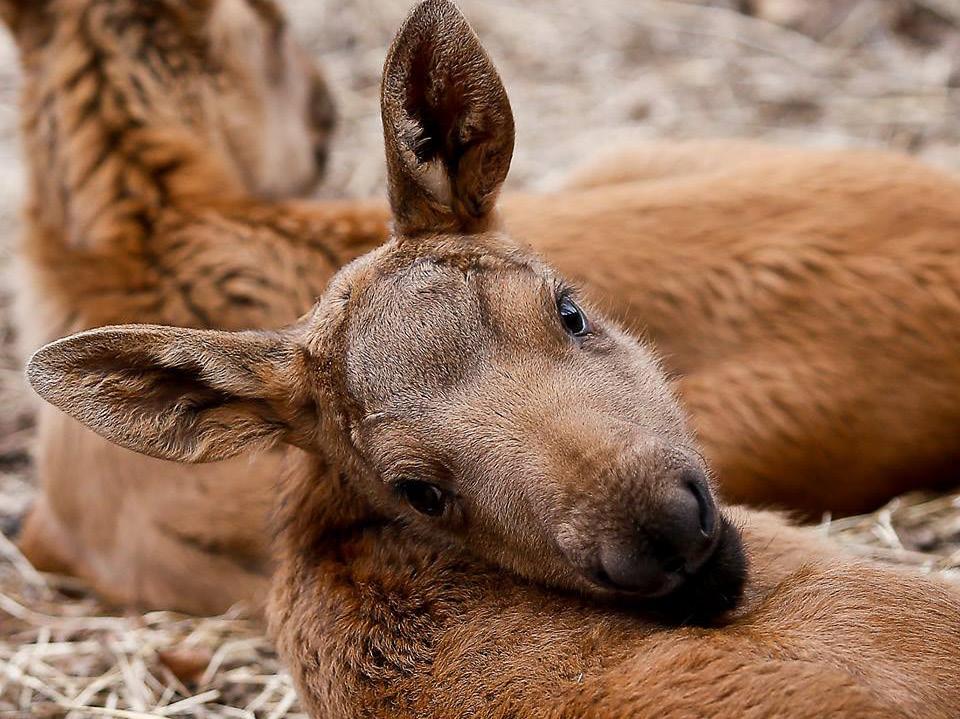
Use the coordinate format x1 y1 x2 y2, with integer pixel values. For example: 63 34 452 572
2 1 960 716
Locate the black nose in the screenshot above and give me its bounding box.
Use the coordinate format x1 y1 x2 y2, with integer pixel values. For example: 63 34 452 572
596 468 719 596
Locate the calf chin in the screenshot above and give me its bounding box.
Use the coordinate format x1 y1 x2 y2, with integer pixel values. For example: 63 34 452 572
639 516 747 626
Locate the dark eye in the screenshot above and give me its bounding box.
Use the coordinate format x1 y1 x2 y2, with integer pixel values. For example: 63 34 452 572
396 480 446 517
558 295 589 337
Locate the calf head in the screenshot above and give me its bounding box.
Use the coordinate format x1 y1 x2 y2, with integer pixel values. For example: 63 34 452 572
2 0 335 198
27 0 746 623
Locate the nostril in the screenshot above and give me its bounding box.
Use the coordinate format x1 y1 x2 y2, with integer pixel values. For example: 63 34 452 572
686 473 716 537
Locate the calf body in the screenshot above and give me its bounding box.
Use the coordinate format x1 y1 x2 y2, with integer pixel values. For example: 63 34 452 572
272 461 960 719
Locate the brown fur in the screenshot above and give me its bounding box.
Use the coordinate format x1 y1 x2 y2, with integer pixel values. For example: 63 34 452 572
10 0 960 615
26 3 960 716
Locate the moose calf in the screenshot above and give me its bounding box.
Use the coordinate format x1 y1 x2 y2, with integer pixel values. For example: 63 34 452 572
28 3 960 717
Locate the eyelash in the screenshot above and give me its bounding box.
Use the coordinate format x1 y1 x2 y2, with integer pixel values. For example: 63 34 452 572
555 282 576 302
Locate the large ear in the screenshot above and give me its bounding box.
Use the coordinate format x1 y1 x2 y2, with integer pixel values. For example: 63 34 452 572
381 0 514 236
26 325 316 463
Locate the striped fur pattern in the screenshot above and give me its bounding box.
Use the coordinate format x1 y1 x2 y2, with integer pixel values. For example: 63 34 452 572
10 0 351 348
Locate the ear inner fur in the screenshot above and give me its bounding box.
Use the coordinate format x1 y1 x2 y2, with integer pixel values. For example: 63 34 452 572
26 325 317 463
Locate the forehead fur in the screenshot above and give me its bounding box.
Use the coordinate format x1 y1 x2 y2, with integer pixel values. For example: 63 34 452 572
342 232 548 411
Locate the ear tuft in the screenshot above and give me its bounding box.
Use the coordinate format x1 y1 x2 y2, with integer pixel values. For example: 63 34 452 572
381 0 514 236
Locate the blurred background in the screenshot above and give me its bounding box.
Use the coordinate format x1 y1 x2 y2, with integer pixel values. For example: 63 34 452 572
1 0 959 716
